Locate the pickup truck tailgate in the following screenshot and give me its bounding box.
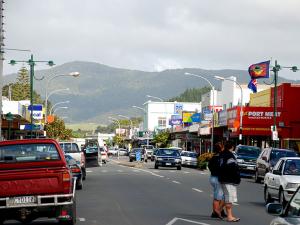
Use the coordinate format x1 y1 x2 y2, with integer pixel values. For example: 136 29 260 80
0 167 66 197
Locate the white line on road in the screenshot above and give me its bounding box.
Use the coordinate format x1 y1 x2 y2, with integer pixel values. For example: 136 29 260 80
135 168 165 178
192 188 203 193
183 171 190 174
101 170 107 173
86 170 93 173
117 170 123 172
233 202 239 206
172 180 181 184
78 218 86 222
166 217 210 225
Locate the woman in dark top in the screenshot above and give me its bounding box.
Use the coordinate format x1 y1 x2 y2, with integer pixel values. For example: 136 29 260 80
208 142 225 219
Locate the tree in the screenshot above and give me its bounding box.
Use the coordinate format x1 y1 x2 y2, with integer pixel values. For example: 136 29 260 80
169 87 211 102
153 131 170 147
13 67 30 100
45 116 72 140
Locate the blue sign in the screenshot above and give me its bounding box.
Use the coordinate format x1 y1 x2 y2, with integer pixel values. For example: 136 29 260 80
169 118 182 126
191 113 201 123
28 105 43 111
136 150 141 161
174 103 183 114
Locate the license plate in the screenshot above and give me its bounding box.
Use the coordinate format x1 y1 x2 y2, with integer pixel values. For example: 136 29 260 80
247 166 255 170
8 196 36 206
166 163 171 166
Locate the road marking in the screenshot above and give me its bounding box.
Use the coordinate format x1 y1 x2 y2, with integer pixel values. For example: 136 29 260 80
117 170 123 172
102 170 107 173
166 217 210 225
172 180 181 184
200 172 207 175
78 218 86 222
86 170 93 173
233 202 239 206
132 170 140 172
184 171 190 174
170 170 175 173
192 188 203 193
134 168 164 178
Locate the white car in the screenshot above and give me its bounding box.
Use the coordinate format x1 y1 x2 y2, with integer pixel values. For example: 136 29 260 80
108 148 118 156
180 151 198 167
264 157 300 206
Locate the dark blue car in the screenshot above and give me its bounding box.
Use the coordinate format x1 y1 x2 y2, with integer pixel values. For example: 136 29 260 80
235 145 261 177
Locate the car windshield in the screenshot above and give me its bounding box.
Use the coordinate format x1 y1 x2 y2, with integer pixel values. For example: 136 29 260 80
284 159 300 175
0 143 60 163
181 152 198 158
60 143 80 153
86 147 98 152
270 150 298 166
236 146 261 157
158 149 180 157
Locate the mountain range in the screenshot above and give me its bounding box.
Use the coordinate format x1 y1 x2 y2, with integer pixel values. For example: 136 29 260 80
3 61 299 125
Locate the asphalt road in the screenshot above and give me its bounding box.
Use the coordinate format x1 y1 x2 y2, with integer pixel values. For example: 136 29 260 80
4 157 275 225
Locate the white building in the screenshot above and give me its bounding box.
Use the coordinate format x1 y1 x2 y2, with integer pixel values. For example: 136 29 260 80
143 101 202 132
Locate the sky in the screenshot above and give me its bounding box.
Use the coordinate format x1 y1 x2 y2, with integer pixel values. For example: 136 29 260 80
3 0 300 80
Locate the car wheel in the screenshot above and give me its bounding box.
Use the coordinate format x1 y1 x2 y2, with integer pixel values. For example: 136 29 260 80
254 170 261 183
279 188 287 207
177 166 182 170
264 186 273 204
155 164 158 169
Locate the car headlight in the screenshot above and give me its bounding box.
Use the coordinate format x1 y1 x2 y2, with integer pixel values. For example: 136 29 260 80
157 157 163 161
175 158 181 163
237 158 244 163
285 183 299 189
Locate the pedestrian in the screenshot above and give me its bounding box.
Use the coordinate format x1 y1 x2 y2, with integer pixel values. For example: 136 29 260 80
218 140 241 222
208 142 226 220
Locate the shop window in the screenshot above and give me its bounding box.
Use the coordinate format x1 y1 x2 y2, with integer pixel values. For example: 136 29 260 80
158 117 166 128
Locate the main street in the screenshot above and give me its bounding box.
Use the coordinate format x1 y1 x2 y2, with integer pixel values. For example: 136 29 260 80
4 157 274 225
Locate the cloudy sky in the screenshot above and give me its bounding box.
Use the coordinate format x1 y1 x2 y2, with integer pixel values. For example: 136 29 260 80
3 0 300 79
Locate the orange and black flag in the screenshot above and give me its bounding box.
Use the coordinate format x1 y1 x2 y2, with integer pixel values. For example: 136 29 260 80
248 60 270 79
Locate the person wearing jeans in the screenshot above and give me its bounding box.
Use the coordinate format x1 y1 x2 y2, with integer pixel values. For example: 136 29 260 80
219 140 241 222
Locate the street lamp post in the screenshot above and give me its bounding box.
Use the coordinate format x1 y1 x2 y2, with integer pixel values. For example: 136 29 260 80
146 95 163 102
45 72 79 124
9 54 54 137
53 106 68 115
184 72 215 153
109 116 121 159
118 115 133 139
132 105 149 145
214 76 244 142
49 101 70 115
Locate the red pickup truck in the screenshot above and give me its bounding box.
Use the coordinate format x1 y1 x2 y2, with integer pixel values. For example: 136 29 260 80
0 139 76 225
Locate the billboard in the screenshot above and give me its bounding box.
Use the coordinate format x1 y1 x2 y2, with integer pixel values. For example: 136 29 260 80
28 104 43 120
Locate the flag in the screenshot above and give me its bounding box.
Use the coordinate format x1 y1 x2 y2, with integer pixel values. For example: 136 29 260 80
248 60 270 79
248 79 257 93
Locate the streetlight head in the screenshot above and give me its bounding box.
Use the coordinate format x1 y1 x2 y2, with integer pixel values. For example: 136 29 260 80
47 61 55 67
69 71 80 77
9 60 16 65
291 66 298 72
214 75 225 81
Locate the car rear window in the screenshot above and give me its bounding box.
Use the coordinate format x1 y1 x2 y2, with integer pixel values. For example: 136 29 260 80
60 143 80 153
0 143 60 163
236 146 261 157
270 150 298 166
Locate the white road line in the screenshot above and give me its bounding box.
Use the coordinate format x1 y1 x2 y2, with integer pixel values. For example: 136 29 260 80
78 218 86 222
172 180 181 184
102 170 107 173
134 168 165 178
117 170 123 172
183 171 190 174
86 170 93 173
166 217 210 225
170 170 175 173
132 170 140 172
192 188 203 193
233 203 239 206
200 172 207 175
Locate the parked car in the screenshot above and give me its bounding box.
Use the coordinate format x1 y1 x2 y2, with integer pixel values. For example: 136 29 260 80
108 148 118 156
264 157 300 206
151 149 159 161
266 185 300 225
65 154 83 190
118 148 129 156
255 148 298 183
60 141 86 180
0 139 76 225
129 148 146 162
154 148 182 170
235 145 261 177
84 146 102 166
181 151 198 167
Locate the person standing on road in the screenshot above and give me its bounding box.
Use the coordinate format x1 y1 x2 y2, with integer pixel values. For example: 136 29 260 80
208 142 226 219
219 140 241 222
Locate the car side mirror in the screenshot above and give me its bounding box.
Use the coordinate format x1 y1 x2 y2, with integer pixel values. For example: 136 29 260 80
273 170 282 175
266 203 283 215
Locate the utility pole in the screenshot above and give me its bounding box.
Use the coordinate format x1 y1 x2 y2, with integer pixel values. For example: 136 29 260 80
0 0 4 141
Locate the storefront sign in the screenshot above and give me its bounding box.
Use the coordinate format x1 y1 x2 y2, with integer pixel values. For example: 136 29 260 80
28 104 43 120
182 112 194 123
218 110 227 127
174 103 183 114
198 127 211 135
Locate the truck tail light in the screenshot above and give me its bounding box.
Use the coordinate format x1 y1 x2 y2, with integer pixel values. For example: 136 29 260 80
63 171 71 193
